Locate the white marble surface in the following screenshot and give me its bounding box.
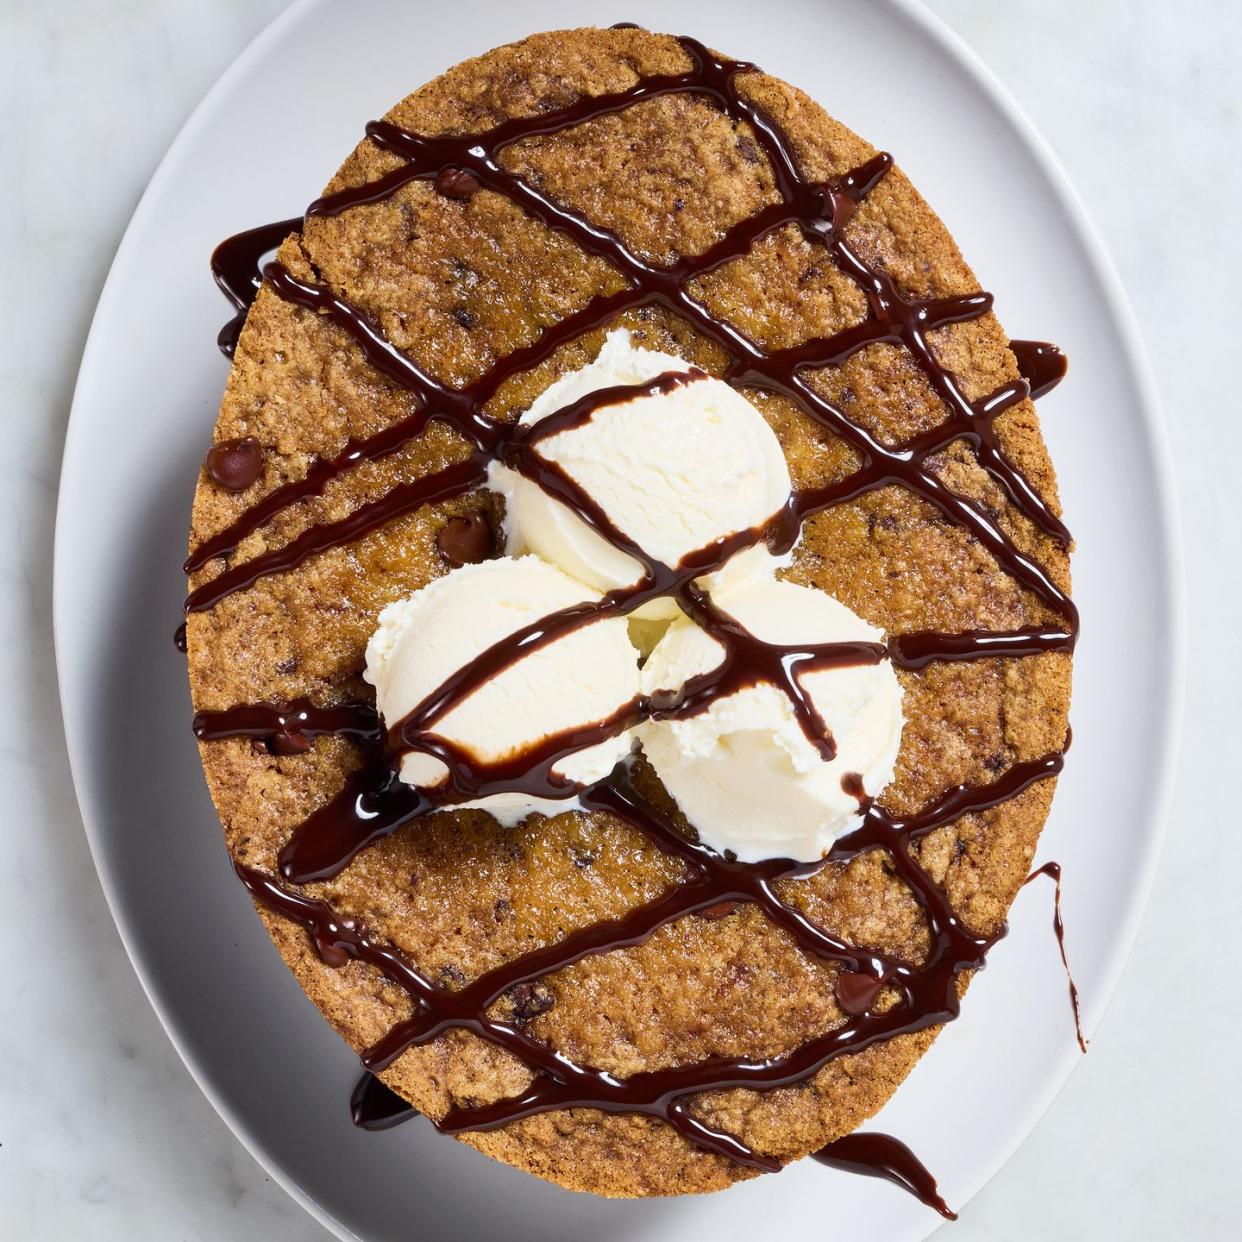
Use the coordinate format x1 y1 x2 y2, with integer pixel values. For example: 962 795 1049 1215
1 0 1235 1236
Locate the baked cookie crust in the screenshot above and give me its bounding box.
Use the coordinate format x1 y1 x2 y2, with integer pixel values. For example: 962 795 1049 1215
185 26 1071 1197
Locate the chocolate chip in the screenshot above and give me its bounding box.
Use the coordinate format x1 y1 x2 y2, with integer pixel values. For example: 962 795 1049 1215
204 437 262 490
435 167 480 200
835 969 883 1016
698 901 740 921
571 850 596 869
452 307 476 329
439 964 467 988
736 135 761 164
398 201 421 243
437 514 493 567
271 731 312 756
275 656 299 675
508 982 555 1023
251 738 272 756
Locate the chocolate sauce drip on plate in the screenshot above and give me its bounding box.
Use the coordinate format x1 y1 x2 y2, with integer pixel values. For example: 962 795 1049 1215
1023 861 1087 1053
352 1071 418 1131
351 1057 954 1221
195 30 1079 1190
351 1064 956 1224
211 217 302 358
1010 339 1069 401
812 1132 957 1221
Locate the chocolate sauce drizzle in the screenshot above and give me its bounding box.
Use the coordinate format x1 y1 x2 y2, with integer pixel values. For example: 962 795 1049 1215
812 1131 957 1220
190 31 1079 1195
211 218 303 358
193 699 380 747
1010 339 1068 402
351 1070 417 1132
1023 861 1087 1053
348 1066 957 1221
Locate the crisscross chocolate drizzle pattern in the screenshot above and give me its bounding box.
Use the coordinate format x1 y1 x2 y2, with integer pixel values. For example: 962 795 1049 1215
187 29 1079 1213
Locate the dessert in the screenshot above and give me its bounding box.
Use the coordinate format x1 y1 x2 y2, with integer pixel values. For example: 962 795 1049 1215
184 24 1075 1207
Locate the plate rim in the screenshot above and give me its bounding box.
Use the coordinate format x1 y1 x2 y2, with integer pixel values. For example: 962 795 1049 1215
52 0 1186 1237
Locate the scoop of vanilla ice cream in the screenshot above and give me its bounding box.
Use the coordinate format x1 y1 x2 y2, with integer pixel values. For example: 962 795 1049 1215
364 556 640 824
640 577 904 863
487 331 791 619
